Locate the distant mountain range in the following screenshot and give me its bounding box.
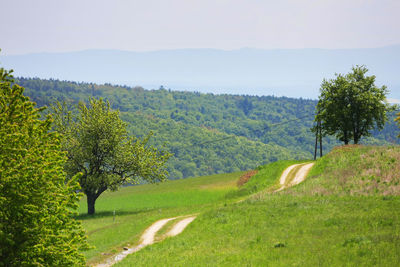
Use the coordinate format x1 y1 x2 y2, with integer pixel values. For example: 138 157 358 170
1 46 399 99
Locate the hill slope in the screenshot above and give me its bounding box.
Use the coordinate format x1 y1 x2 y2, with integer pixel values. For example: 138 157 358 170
79 171 245 265
14 77 399 178
287 145 400 196
113 145 400 266
121 112 305 178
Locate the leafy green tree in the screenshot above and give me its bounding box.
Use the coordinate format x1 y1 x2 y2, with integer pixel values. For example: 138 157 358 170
0 68 88 266
315 66 392 144
52 98 171 215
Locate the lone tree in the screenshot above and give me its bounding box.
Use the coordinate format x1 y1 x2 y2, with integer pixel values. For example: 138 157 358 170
52 98 171 215
0 68 88 266
315 65 392 144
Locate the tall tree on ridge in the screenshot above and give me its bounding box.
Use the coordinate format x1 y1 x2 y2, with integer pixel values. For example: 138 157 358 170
314 66 392 145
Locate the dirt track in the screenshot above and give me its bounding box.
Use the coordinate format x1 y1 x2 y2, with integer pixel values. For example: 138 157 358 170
96 216 196 267
166 216 196 237
97 162 314 266
275 162 314 192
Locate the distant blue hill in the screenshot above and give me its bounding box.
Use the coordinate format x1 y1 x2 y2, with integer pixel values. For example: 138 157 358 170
1 46 399 99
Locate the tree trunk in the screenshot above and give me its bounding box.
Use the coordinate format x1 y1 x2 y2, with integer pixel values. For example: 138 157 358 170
343 130 349 145
319 121 322 157
314 132 318 160
87 193 97 215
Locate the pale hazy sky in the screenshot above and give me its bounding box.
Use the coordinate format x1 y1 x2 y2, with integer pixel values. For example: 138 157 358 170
1 0 399 55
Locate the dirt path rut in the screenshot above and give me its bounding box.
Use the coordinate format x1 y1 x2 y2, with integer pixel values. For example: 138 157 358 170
166 216 196 237
96 216 196 267
141 217 177 245
275 162 314 192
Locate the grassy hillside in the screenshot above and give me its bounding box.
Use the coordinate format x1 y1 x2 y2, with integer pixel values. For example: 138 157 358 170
110 145 400 266
15 77 399 179
80 171 245 265
289 145 400 196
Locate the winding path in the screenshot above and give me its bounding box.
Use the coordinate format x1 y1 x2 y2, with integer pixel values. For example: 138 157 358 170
96 162 314 266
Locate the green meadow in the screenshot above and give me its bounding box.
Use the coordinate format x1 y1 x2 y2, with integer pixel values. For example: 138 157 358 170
115 196 399 266
80 146 400 266
79 171 246 264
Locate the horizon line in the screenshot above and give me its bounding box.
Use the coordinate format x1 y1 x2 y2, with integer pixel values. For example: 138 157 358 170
2 44 400 57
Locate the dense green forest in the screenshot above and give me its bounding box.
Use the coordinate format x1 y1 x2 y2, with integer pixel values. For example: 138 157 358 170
16 77 399 179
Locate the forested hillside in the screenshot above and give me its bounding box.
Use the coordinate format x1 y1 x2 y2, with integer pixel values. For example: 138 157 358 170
16 77 399 179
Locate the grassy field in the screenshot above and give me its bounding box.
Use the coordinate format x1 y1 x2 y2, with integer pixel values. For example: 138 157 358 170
78 171 247 264
107 145 400 266
114 195 399 266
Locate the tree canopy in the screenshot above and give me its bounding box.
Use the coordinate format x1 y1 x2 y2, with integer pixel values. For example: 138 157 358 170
14 76 399 178
315 66 392 144
52 98 171 215
0 68 88 266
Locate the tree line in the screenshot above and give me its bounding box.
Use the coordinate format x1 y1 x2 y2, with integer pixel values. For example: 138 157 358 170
15 76 399 179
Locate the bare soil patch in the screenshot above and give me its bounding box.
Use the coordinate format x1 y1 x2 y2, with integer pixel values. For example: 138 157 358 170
237 170 258 187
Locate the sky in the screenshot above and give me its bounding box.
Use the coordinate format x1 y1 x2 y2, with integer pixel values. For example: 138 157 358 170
1 0 400 55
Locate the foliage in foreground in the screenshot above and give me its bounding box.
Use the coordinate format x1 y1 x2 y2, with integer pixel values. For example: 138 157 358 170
52 99 171 214
0 69 88 266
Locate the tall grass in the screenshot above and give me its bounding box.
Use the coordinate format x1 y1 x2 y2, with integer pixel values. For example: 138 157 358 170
288 145 400 196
